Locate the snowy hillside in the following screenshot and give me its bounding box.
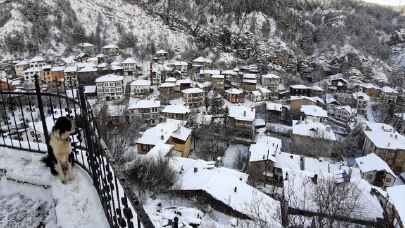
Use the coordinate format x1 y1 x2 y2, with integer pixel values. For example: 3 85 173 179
0 0 192 58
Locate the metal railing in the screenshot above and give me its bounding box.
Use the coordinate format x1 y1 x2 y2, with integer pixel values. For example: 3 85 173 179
0 75 154 228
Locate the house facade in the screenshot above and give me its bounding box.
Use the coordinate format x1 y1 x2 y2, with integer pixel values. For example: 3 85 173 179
129 80 152 98
127 99 161 125
182 88 205 108
225 88 244 103
95 74 125 101
261 74 280 99
362 122 405 173
226 106 255 140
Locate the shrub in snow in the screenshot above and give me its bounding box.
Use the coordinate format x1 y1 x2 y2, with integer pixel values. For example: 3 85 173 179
125 157 177 192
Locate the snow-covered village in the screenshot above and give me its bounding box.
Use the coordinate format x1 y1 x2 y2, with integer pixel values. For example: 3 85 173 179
1 0 405 227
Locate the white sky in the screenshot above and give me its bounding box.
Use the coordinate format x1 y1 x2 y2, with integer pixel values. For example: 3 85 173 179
361 0 405 6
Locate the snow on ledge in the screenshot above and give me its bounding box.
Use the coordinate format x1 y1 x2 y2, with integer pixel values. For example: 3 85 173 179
0 147 109 228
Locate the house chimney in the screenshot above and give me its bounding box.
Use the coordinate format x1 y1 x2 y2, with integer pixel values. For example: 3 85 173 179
243 110 246 116
300 156 305 170
194 167 198 173
161 135 164 140
312 174 318 184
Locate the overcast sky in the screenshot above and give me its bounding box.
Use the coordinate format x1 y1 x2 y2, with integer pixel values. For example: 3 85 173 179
361 0 405 6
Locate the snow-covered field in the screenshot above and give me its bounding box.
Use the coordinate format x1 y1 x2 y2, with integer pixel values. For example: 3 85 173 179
0 147 109 228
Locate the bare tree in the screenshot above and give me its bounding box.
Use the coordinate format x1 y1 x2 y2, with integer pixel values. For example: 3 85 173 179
193 122 229 160
313 178 361 228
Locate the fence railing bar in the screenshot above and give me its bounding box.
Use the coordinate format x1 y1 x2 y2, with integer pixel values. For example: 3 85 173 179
17 95 32 152
1 92 14 147
48 95 57 124
9 94 22 149
27 96 41 152
55 81 63 117
34 74 51 154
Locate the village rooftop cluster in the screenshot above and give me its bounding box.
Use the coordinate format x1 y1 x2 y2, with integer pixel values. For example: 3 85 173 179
1 42 405 227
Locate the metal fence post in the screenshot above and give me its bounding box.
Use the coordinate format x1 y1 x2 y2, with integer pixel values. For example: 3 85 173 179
34 74 51 151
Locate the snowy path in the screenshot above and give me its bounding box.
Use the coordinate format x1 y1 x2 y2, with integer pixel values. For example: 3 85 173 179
0 147 109 228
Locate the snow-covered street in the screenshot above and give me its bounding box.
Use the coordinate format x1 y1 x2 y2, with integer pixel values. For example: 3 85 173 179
0 148 109 228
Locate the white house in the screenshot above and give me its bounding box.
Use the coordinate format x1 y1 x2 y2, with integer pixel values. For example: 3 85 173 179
102 44 120 56
161 104 190 121
95 74 125 101
64 65 78 88
129 79 152 97
182 88 205 108
355 153 396 188
334 105 355 122
127 99 161 125
24 67 41 83
362 122 405 172
300 105 328 122
29 56 46 69
261 74 280 98
122 57 138 76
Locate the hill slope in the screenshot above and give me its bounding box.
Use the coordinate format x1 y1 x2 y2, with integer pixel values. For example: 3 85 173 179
0 0 192 58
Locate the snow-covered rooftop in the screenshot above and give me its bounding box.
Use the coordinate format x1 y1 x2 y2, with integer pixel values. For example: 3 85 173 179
266 102 283 111
182 88 204 94
292 120 336 141
290 96 325 104
102 44 118 49
159 82 176 88
200 69 220 75
122 57 137 64
64 65 78 73
363 122 405 150
355 153 396 176
51 66 65 72
30 56 45 63
156 49 168 55
16 59 29 66
249 135 281 162
211 74 224 79
136 119 188 146
165 77 177 83
193 57 212 64
162 104 190 114
222 70 238 75
128 99 160 110
225 88 243 95
130 79 151 86
228 105 255 122
387 185 405 223
171 157 282 226
300 105 328 118
95 74 124 83
176 78 193 85
262 73 280 79
381 86 398 94
143 143 174 159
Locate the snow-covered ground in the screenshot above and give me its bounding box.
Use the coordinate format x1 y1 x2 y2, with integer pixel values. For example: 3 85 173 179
0 147 109 228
